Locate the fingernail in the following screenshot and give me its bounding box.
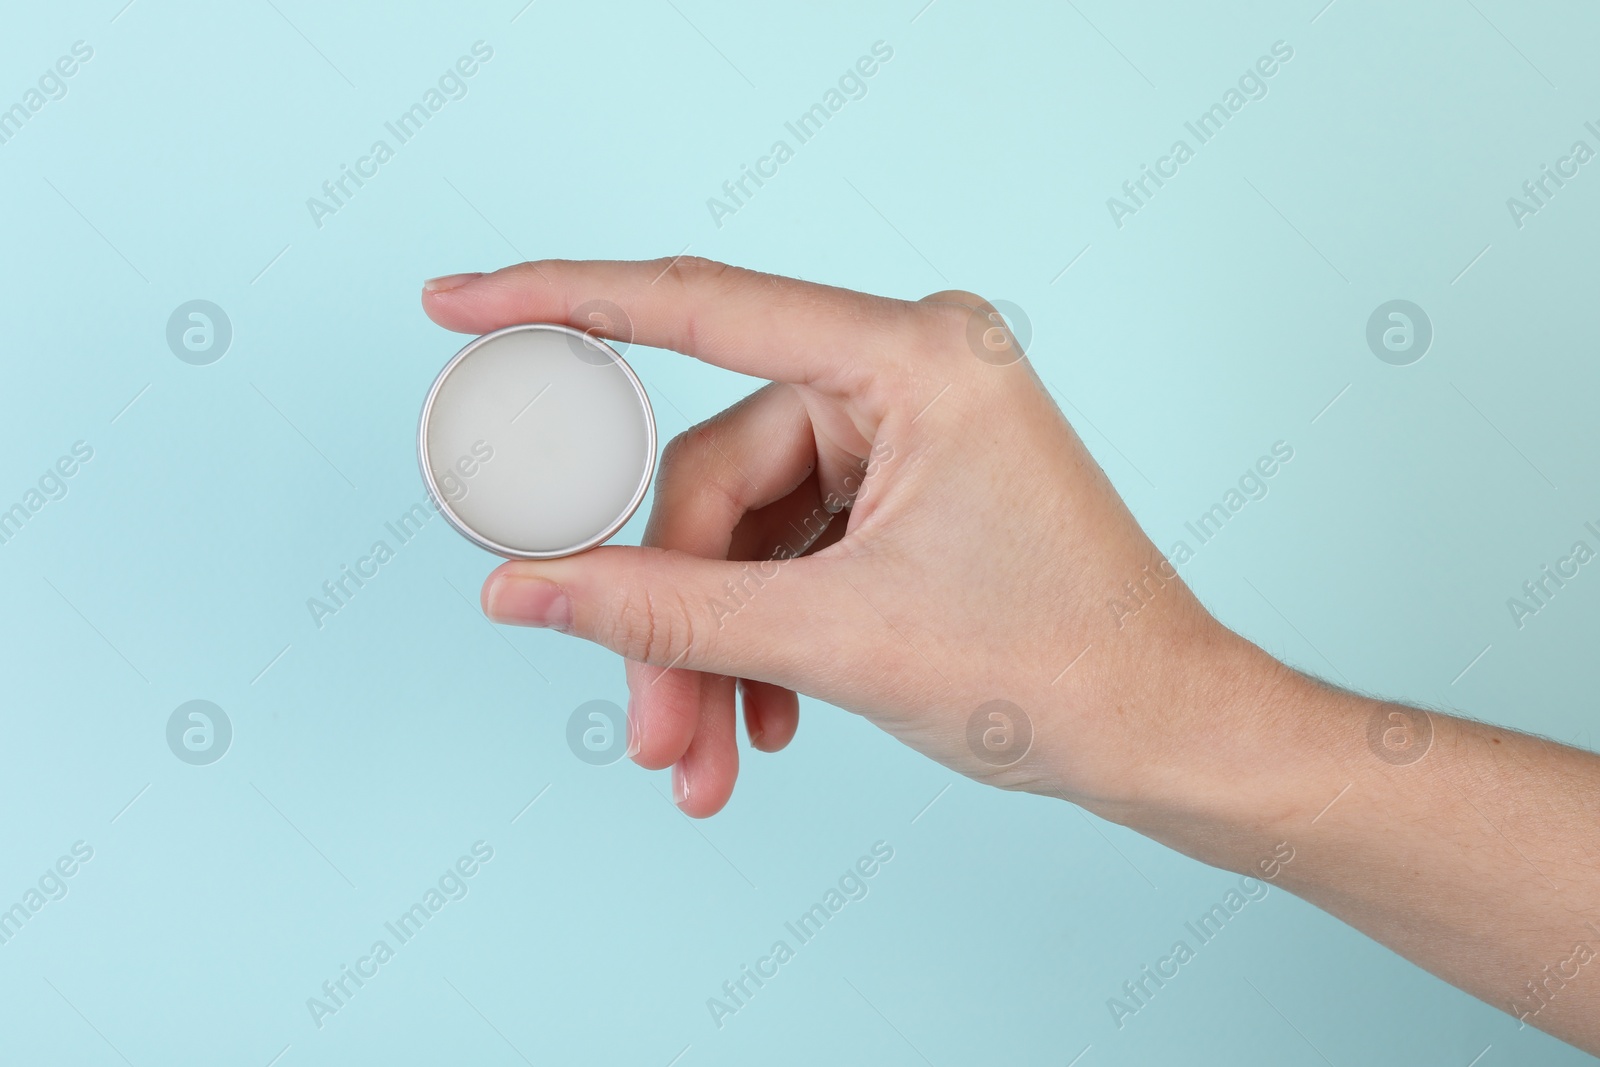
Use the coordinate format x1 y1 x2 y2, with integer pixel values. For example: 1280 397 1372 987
423 272 484 292
672 763 689 806
484 574 572 630
625 696 642 758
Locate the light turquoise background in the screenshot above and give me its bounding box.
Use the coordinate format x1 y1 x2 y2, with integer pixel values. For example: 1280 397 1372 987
1 0 1596 1063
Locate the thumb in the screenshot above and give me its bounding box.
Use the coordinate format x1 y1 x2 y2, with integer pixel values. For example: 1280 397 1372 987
480 546 820 682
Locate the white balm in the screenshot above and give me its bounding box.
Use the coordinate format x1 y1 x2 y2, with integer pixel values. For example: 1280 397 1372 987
418 323 656 559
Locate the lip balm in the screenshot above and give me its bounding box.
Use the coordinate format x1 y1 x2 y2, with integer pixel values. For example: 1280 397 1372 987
417 323 656 559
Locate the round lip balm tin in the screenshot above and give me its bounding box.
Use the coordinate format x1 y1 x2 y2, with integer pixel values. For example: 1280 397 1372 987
417 323 656 559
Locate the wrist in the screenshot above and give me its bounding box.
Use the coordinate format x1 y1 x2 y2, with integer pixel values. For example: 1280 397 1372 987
1075 629 1364 876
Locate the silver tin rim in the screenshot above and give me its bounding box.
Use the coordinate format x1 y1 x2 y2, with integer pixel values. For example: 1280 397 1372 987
416 322 657 560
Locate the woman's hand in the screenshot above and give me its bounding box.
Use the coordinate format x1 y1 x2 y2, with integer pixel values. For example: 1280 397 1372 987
422 257 1263 818
424 258 1600 1054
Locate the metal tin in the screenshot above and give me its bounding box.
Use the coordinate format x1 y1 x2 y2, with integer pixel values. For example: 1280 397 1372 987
417 323 657 559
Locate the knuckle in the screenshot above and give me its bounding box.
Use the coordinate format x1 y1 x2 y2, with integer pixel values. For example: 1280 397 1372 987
915 291 992 354
657 428 698 471
653 256 742 355
655 425 721 493
506 260 546 280
656 254 732 288
922 287 989 310
605 580 697 667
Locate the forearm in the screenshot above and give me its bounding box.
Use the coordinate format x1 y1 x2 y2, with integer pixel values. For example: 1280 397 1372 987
1090 636 1600 1052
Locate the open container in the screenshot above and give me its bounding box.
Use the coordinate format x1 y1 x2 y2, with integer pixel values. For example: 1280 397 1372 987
417 323 656 559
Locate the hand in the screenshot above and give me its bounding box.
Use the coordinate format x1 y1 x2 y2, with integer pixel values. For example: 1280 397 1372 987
424 258 1600 1056
422 257 1267 817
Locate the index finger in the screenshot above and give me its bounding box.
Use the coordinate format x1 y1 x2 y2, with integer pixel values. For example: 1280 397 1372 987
421 256 918 389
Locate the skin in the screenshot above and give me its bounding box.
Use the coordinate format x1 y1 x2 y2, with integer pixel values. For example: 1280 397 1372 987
422 257 1600 1053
